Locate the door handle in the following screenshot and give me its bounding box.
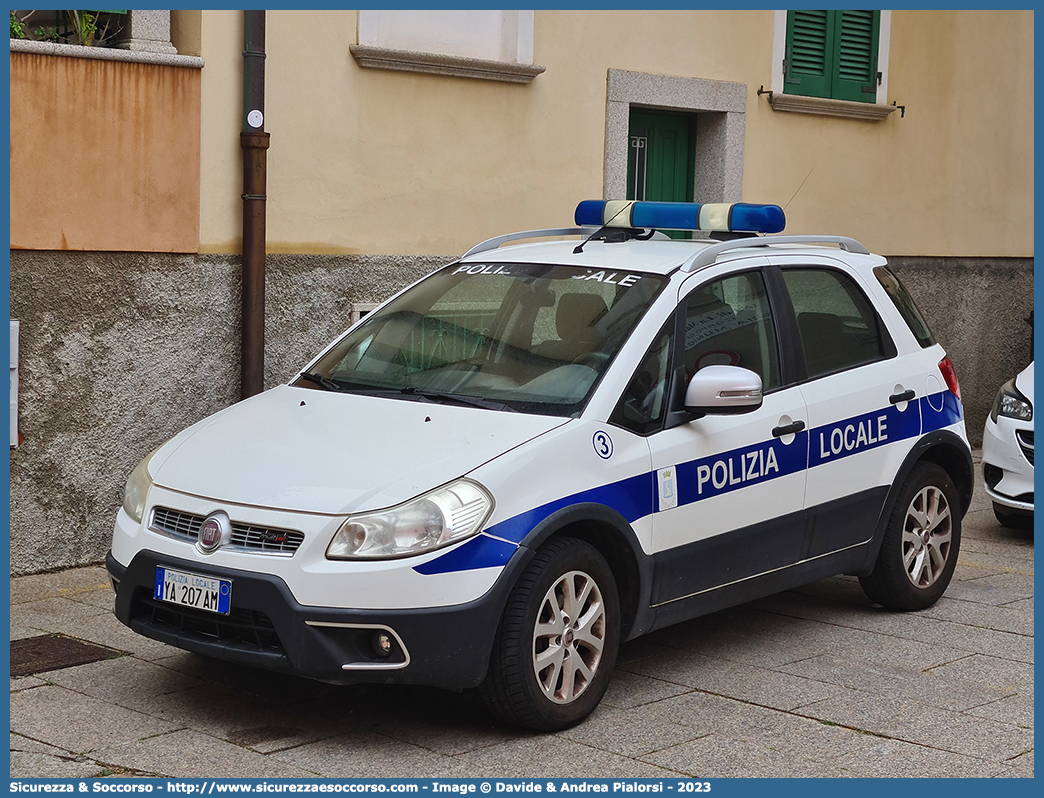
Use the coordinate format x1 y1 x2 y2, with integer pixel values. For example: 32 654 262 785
889 389 915 404
772 420 806 437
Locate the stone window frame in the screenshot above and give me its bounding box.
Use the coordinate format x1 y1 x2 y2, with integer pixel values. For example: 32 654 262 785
604 69 746 203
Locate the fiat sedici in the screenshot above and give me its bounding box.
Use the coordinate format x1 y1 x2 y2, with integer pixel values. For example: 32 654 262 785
109 200 973 731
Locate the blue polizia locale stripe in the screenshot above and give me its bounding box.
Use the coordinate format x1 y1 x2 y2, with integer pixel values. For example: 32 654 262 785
415 392 963 575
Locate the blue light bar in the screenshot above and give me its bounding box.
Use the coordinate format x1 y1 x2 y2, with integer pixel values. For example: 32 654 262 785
574 200 786 234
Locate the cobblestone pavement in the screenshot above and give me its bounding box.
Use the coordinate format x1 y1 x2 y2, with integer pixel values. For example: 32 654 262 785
10 454 1033 778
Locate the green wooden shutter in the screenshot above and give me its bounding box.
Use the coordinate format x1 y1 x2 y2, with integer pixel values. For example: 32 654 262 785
833 10 880 102
785 10 880 104
784 10 833 99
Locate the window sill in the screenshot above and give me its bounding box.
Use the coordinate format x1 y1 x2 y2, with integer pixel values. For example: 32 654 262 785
9 38 202 69
769 92 897 121
349 44 544 84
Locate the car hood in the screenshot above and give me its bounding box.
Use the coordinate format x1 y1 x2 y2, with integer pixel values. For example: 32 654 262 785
150 385 568 514
1015 361 1034 402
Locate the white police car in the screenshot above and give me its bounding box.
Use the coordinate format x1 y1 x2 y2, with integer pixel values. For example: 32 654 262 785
982 361 1034 527
108 200 973 731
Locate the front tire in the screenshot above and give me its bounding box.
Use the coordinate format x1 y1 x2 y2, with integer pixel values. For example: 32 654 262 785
859 462 961 611
480 537 620 732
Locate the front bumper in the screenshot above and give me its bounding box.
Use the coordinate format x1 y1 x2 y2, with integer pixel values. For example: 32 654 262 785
982 415 1034 512
106 549 514 689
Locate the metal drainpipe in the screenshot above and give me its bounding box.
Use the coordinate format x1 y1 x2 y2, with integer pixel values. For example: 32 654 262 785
241 10 269 399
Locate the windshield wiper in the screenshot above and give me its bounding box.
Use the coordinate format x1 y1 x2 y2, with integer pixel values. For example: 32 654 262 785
398 387 514 412
298 372 344 392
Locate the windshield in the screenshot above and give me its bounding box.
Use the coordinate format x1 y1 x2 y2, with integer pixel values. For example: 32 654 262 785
296 262 668 416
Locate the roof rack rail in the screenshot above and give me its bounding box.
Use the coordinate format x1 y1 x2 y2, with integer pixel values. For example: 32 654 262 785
462 226 672 258
462 228 592 258
681 235 870 272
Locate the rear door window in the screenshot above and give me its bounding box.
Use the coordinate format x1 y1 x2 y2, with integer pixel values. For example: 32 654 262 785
781 268 892 379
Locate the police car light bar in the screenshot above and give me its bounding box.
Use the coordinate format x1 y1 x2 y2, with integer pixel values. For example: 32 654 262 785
575 200 786 234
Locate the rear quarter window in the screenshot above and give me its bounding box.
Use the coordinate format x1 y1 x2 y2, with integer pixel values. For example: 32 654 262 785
874 266 936 349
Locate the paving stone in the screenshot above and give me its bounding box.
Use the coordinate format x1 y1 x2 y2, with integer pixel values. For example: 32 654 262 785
951 558 1018 581
271 731 469 778
779 653 1013 712
1004 748 1034 778
964 689 1035 730
835 737 1009 778
365 711 521 758
908 597 1033 637
44 655 207 713
125 681 344 753
10 597 110 636
1001 597 1034 614
942 572 1035 606
602 669 692 710
10 624 45 641
656 623 819 668
450 734 683 778
9 751 108 779
10 685 181 755
560 702 704 757
815 611 1036 664
10 675 47 692
656 690 880 763
10 566 111 605
98 728 318 779
798 692 1034 761
672 609 964 674
641 734 848 778
67 610 179 661
621 649 842 711
924 653 1035 691
957 537 1036 569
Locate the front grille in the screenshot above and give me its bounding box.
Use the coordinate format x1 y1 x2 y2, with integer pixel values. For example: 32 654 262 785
132 588 283 652
1017 429 1034 466
151 507 305 556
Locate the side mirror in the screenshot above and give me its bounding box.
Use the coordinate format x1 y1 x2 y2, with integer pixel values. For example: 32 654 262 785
685 365 763 415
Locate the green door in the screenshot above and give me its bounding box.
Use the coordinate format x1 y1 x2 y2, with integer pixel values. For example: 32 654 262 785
627 110 696 238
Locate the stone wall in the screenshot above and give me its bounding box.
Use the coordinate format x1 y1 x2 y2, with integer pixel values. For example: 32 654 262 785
8 250 1033 575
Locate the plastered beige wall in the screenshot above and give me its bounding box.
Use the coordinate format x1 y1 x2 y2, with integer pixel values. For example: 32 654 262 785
10 53 201 253
197 9 1032 258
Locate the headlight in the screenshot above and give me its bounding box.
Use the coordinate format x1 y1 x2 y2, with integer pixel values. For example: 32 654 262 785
123 446 161 524
327 479 494 560
991 380 1032 422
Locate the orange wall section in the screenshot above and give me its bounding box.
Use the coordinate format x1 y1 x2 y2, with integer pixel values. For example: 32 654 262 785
10 52 201 253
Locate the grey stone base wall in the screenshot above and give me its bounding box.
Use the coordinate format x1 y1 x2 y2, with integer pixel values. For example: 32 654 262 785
8 250 1033 575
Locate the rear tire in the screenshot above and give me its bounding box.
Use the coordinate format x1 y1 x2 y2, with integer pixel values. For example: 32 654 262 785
480 537 620 732
860 462 961 611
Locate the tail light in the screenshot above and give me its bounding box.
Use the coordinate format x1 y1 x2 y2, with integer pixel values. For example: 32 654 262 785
938 356 961 401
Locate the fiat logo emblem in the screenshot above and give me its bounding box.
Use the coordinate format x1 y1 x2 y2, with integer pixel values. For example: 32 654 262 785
198 512 231 553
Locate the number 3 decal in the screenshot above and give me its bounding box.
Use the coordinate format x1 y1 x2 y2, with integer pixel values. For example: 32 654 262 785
592 431 614 460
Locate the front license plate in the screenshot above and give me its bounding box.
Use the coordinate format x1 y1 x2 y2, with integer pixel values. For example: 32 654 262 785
153 567 231 615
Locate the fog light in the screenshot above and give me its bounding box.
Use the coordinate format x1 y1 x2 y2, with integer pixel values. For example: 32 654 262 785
372 631 393 658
